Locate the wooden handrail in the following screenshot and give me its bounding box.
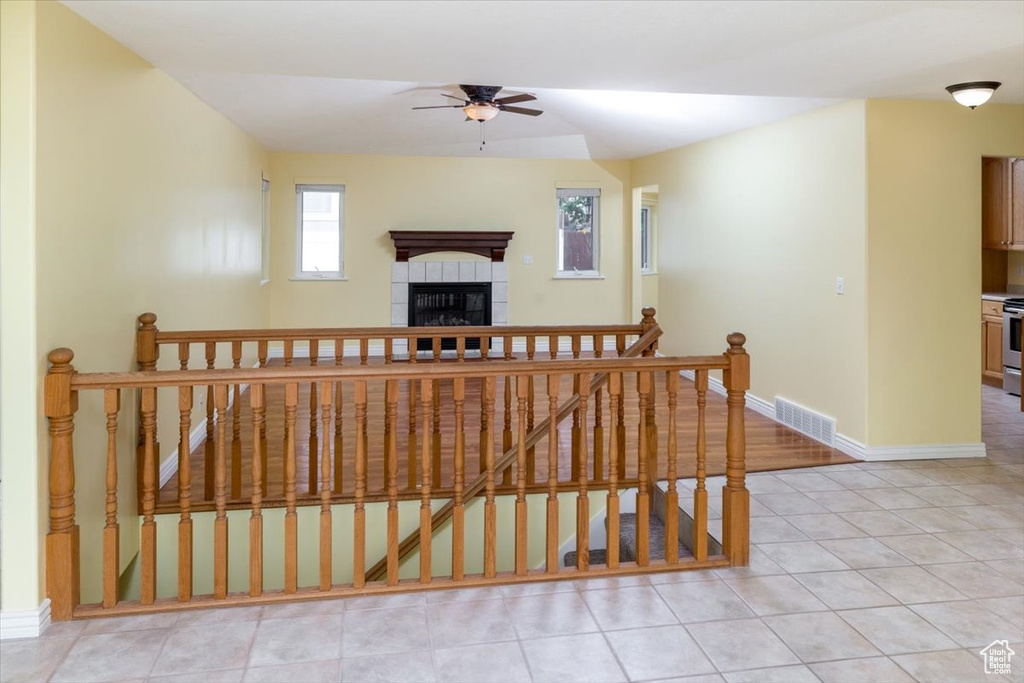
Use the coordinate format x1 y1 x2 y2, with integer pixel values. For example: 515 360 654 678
363 326 663 582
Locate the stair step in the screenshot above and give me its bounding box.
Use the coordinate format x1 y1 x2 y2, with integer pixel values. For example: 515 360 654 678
563 511 691 567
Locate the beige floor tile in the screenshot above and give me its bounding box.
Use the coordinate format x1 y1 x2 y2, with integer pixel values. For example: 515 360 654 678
911 600 1024 648
870 469 944 488
51 629 169 682
877 534 974 564
952 484 1023 506
340 606 428 658
890 648 991 683
843 510 924 536
805 490 880 513
150 670 245 682
82 612 179 635
855 487 931 510
757 541 851 573
822 471 893 490
655 579 755 623
0 636 75 683
911 468 983 486
985 558 1024 584
40 620 88 639
722 664 819 682
793 571 899 610
748 516 810 543
809 656 915 682
432 641 530 683
340 650 436 683
763 612 880 662
724 575 828 616
580 585 677 630
712 546 786 580
947 506 1024 530
976 595 1024 625
753 493 829 516
573 574 650 591
923 562 1024 598
894 508 980 533
249 614 343 667
342 592 425 612
745 474 798 494
686 618 800 672
499 580 576 598
904 486 982 507
152 620 257 676
774 472 846 492
426 597 515 649
175 606 264 627
520 632 626 683
243 659 340 683
261 598 346 620
817 538 913 569
859 566 967 604
662 675 725 683
605 625 716 681
504 591 598 639
837 606 957 655
933 530 1024 561
424 586 502 603
782 513 867 540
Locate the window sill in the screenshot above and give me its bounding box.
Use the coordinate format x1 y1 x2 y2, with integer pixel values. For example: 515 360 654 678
289 275 348 282
641 271 658 277
552 273 605 280
259 278 271 286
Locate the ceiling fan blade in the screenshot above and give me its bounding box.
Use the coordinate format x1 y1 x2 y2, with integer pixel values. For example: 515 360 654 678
441 93 469 103
411 105 464 110
494 93 536 105
500 106 543 117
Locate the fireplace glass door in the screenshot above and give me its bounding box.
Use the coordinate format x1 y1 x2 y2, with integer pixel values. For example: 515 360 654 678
408 283 491 350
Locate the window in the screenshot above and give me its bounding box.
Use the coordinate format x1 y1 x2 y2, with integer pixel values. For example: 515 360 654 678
640 200 657 274
260 178 271 283
556 188 600 276
295 184 344 278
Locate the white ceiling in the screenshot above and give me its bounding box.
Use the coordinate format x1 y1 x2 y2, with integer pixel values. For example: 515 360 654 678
62 1 1024 160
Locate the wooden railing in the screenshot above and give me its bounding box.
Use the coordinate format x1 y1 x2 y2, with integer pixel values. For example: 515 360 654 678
45 333 749 621
134 310 660 514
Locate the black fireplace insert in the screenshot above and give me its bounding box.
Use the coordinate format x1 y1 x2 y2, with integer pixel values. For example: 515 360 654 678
408 282 491 351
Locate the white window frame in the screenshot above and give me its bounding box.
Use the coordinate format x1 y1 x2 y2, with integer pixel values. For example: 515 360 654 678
640 200 657 275
294 183 345 280
555 187 602 279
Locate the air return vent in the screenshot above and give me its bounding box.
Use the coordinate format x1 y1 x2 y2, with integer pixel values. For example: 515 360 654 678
774 397 836 447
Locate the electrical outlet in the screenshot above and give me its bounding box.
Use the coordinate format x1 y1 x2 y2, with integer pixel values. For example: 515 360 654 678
523 254 533 265
835 277 844 295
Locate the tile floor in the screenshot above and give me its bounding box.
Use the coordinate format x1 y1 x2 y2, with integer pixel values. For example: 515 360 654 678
2 388 1021 683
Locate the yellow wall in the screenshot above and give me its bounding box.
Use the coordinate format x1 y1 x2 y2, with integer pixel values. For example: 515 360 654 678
267 154 632 328
632 101 869 441
2 1 270 609
0 0 42 613
865 100 1024 446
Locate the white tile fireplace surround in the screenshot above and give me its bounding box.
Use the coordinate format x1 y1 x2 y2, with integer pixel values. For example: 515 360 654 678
391 260 508 355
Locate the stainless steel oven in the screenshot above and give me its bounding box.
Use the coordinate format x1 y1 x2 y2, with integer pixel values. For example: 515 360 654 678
1005 298 1023 396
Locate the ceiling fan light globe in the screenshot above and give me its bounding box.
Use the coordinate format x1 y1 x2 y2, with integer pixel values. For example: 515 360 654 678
464 103 499 121
945 81 1000 109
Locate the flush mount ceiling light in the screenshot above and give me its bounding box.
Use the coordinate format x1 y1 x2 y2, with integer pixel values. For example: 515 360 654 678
463 102 499 121
945 81 1001 109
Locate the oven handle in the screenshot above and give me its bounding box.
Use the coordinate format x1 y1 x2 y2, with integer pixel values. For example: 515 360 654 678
1006 368 1022 377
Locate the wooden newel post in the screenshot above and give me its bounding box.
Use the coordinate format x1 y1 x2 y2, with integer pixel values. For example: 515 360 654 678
136 313 159 513
640 307 658 356
46 348 80 621
721 332 750 566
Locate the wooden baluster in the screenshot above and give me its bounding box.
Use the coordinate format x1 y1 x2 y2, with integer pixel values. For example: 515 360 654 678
693 369 709 562
360 338 369 365
502 340 513 485
178 343 189 370
176 387 192 603
665 371 680 564
432 336 442 363
231 341 242 500
309 340 319 497
385 380 400 585
456 336 466 362
141 386 158 604
606 373 621 569
334 345 344 494
482 376 497 578
214 385 229 598
103 388 120 608
545 373 560 573
570 335 582 482
136 314 159 514
722 334 750 566
284 383 298 593
480 336 489 360
616 334 626 357
409 336 417 362
549 334 558 359
419 379 434 583
615 337 626 482
250 384 265 597
258 340 268 368
44 348 80 621
636 371 651 566
575 373 592 572
515 375 529 575
284 340 294 367
432 379 442 488
384 338 393 364
593 336 605 484
257 342 268 494
353 381 368 587
479 376 487 475
526 337 536 483
452 378 466 581
204 342 216 501
407 378 418 489
334 339 344 365
642 309 659 487
320 380 333 591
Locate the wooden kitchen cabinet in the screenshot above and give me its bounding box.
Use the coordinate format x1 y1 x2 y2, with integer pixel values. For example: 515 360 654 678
982 156 1024 251
982 299 1004 384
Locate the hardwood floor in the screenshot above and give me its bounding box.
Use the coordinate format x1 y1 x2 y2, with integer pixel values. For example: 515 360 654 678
157 361 855 512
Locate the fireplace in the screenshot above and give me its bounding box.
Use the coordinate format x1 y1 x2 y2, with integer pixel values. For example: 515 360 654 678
409 282 491 350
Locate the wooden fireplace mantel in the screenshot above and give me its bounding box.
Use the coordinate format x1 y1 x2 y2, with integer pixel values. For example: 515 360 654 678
389 230 514 262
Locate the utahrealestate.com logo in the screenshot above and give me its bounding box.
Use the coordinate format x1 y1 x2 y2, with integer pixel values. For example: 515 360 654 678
980 640 1014 675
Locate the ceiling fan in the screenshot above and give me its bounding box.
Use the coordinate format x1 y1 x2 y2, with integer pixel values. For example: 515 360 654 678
412 84 543 121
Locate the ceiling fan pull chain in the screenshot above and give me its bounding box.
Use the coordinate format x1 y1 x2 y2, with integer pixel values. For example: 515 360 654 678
479 121 487 151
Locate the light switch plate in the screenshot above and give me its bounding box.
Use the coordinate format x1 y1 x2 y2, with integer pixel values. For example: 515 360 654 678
523 254 533 265
835 277 844 295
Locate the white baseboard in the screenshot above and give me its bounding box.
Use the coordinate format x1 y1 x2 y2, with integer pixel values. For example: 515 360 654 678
0 600 50 640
